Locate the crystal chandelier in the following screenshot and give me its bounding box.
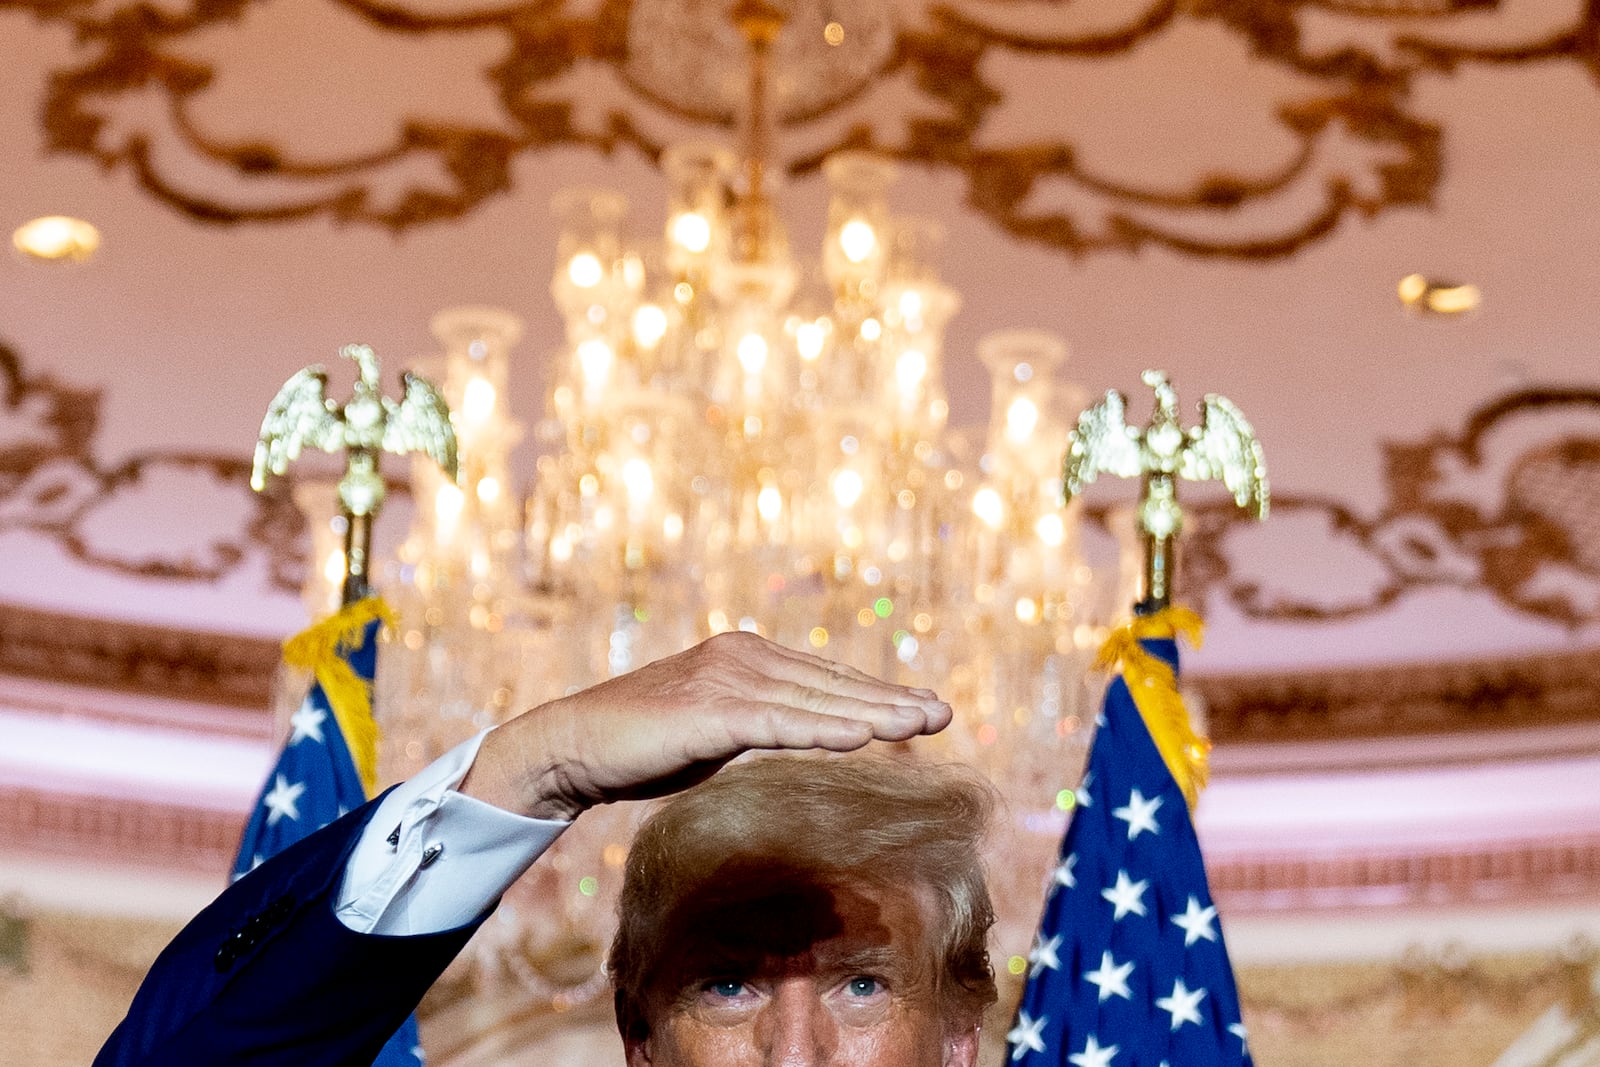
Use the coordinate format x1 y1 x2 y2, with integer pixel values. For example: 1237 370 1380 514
301 0 1129 1035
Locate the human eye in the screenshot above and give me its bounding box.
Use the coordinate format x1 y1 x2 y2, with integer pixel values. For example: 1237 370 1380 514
843 976 885 998
701 978 751 1001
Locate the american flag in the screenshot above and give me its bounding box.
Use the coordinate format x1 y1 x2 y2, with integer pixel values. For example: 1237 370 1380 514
1007 634 1253 1067
233 610 423 1066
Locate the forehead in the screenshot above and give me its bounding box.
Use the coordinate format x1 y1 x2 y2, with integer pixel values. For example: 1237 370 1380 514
657 874 937 981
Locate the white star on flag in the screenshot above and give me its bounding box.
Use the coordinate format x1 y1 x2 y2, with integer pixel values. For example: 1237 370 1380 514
1028 933 1062 978
1083 949 1134 1002
1101 869 1149 920
262 773 306 826
1007 1011 1048 1060
1172 895 1219 947
288 703 327 745
1051 853 1078 893
1155 978 1207 1030
1229 1022 1250 1053
1112 787 1162 840
1076 771 1094 809
1068 1034 1119 1067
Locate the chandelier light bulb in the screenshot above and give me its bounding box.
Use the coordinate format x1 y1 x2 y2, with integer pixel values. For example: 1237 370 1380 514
577 339 614 389
832 468 865 508
1006 396 1040 442
839 218 877 264
737 332 769 374
973 486 1005 528
1035 512 1065 546
633 304 669 349
796 320 827 361
323 548 346 585
899 289 925 321
568 252 604 288
436 482 465 517
477 476 501 503
621 253 646 290
463 377 496 423
860 317 882 342
896 349 928 392
435 483 465 544
671 212 713 254
622 458 655 504
757 485 783 521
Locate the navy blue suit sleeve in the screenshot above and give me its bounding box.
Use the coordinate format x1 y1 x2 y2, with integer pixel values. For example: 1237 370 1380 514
95 791 486 1067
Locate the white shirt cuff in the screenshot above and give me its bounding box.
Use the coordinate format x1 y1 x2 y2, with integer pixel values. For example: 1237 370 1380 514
336 728 569 936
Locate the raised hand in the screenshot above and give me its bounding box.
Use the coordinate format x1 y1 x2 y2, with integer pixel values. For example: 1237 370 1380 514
459 631 952 820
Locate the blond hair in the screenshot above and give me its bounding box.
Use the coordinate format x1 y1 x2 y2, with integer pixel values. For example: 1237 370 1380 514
608 754 997 1035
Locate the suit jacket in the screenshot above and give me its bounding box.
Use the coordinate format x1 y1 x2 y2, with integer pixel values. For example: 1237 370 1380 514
95 792 484 1066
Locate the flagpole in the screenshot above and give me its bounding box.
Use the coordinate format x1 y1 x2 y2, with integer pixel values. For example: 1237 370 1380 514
239 343 459 1067
1002 373 1270 1066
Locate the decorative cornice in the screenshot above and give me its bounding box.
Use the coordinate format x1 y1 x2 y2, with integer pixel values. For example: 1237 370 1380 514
5 596 1599 744
0 602 280 711
1196 643 1600 744
1210 833 1600 912
0 786 244 875
4 784 1596 914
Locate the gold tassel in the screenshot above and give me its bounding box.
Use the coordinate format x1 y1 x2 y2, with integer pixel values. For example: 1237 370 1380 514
1095 606 1210 810
282 597 394 797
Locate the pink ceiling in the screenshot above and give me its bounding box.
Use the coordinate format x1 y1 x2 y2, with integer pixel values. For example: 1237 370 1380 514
0 0 1597 671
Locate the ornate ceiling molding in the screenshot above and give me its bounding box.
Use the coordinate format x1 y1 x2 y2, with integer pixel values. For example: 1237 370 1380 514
0 341 307 595
11 0 1589 257
7 332 1599 632
1094 385 1600 629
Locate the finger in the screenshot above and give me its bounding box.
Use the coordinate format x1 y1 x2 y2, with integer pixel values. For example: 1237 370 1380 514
771 685 946 737
760 641 946 711
728 702 925 753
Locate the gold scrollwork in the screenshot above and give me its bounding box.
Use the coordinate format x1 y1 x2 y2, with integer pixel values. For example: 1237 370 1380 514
1119 387 1600 628
0 339 308 594
17 0 1589 258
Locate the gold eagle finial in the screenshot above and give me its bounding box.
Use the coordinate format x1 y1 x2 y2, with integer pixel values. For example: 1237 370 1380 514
1064 370 1267 608
252 344 457 603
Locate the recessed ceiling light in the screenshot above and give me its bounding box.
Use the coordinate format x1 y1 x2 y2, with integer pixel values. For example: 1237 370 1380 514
1398 273 1480 315
13 215 101 263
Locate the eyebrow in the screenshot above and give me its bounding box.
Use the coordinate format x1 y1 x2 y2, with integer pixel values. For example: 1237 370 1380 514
823 946 903 976
676 944 909 982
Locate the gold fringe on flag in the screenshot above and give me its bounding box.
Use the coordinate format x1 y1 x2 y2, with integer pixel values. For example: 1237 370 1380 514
282 597 394 797
1094 606 1211 811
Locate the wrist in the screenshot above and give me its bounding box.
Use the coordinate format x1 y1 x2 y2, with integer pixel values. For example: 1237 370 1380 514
459 705 588 822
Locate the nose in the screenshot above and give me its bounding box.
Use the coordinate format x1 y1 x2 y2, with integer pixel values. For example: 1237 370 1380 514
759 979 836 1066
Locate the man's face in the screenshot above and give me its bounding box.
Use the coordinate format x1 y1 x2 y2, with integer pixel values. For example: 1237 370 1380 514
624 872 978 1067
